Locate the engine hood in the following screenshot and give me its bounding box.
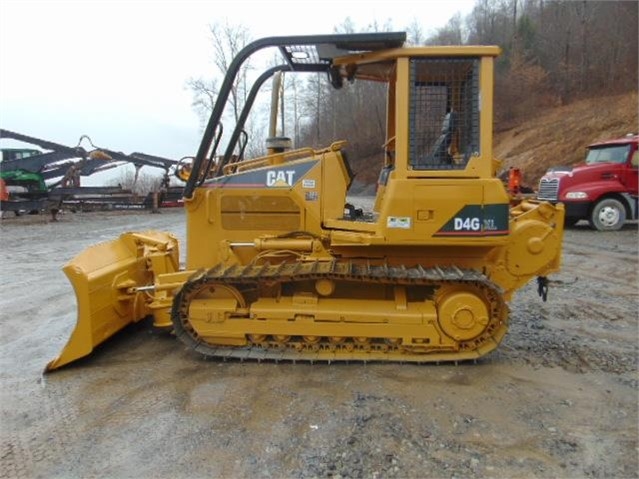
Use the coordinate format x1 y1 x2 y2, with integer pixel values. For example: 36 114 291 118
543 161 625 181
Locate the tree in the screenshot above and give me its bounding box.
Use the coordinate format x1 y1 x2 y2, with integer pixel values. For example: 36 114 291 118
186 22 254 151
186 77 218 129
185 1 638 177
427 13 464 45
453 0 638 119
406 19 425 46
108 167 163 196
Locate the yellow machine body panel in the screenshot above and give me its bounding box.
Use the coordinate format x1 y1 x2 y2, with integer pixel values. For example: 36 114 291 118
49 34 564 370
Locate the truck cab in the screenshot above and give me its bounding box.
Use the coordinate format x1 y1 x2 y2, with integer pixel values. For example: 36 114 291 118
538 134 638 230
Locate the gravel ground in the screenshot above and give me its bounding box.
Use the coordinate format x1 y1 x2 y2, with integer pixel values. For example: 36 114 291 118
0 206 637 479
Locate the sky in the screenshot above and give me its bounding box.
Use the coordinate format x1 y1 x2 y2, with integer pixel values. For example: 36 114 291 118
0 0 476 183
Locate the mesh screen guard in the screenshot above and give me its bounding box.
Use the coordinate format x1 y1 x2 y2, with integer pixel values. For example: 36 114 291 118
409 58 480 171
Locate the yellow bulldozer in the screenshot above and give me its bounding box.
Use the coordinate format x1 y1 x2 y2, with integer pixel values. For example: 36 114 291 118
46 32 564 371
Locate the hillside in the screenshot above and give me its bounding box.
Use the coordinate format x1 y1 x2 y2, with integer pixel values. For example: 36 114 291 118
494 92 638 188
348 91 637 195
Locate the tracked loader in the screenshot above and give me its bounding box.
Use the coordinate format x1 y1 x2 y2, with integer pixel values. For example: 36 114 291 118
46 33 564 371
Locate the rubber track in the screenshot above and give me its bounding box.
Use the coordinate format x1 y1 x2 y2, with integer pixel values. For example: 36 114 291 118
171 261 508 363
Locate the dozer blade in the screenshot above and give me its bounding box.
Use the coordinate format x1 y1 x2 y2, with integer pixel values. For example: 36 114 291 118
46 231 179 372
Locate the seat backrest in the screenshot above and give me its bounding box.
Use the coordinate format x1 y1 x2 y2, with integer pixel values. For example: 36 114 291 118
429 111 458 164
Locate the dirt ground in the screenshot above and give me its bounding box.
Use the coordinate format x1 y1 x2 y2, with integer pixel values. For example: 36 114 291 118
1 207 637 479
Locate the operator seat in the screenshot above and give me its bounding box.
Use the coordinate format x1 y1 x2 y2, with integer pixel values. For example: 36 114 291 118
429 110 457 165
414 111 458 169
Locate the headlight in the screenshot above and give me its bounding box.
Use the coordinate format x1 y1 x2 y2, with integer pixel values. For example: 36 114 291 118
565 191 588 199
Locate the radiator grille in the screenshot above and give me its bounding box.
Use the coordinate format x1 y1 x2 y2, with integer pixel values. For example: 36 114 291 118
537 178 559 201
221 195 300 231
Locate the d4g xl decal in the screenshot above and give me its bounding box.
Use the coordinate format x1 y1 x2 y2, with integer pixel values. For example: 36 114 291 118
435 204 509 236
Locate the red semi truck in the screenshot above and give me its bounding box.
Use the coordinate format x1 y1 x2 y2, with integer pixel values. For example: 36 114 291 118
538 134 638 230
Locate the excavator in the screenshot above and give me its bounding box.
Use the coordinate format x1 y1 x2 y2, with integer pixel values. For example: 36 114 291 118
46 32 564 371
